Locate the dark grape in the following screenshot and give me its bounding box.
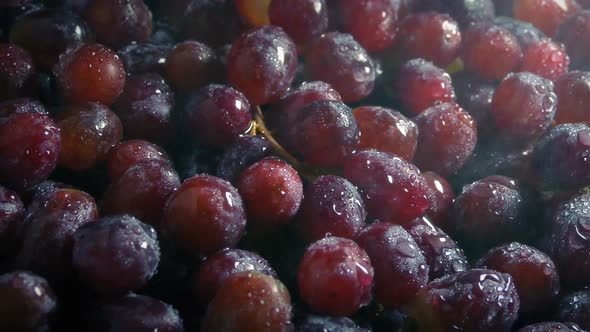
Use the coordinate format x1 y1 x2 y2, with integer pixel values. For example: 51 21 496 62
0 185 24 262
555 71 590 125
84 293 184 332
112 72 175 145
101 160 180 228
556 10 590 69
0 271 57 332
182 84 252 148
193 248 276 307
357 222 429 309
16 188 98 282
117 42 171 75
495 16 547 49
406 216 468 280
216 136 273 183
0 43 36 101
451 176 526 253
72 214 160 293
296 175 366 243
532 123 590 190
556 290 590 331
476 242 559 313
305 32 375 103
83 0 153 49
548 192 590 289
10 9 92 71
284 100 359 168
164 41 221 94
409 269 520 332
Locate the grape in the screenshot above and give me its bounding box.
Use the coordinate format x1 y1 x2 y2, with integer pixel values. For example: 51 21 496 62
216 136 273 183
117 42 171 75
520 38 569 81
193 248 276 307
164 41 221 94
0 271 57 332
514 0 581 37
296 175 366 243
227 26 298 105
269 0 328 47
462 23 523 81
84 293 184 332
56 102 122 171
556 291 590 330
409 269 520 332
555 70 590 125
343 150 432 225
395 58 456 115
414 103 477 177
0 112 61 192
495 16 547 49
284 100 359 168
357 222 429 309
491 72 557 144
556 10 590 69
10 9 92 71
451 176 527 254
305 32 375 103
476 242 559 313
163 174 246 257
0 186 24 263
0 43 36 101
203 271 293 332
83 0 153 49
182 84 252 148
112 72 175 145
406 216 468 280
235 0 271 27
337 0 400 52
54 43 126 105
352 106 418 161
101 160 180 228
106 139 171 182
237 158 303 233
397 12 462 66
298 237 373 316
16 188 98 283
72 215 160 293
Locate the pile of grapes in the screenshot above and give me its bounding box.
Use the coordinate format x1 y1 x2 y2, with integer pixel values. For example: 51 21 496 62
3 0 590 331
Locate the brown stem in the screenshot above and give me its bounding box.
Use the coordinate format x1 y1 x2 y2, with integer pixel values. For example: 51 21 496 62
253 106 302 168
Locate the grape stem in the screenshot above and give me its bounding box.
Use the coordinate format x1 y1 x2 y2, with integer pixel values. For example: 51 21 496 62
253 106 302 168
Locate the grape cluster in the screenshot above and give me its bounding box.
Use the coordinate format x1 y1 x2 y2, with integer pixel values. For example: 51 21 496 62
3 0 590 331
